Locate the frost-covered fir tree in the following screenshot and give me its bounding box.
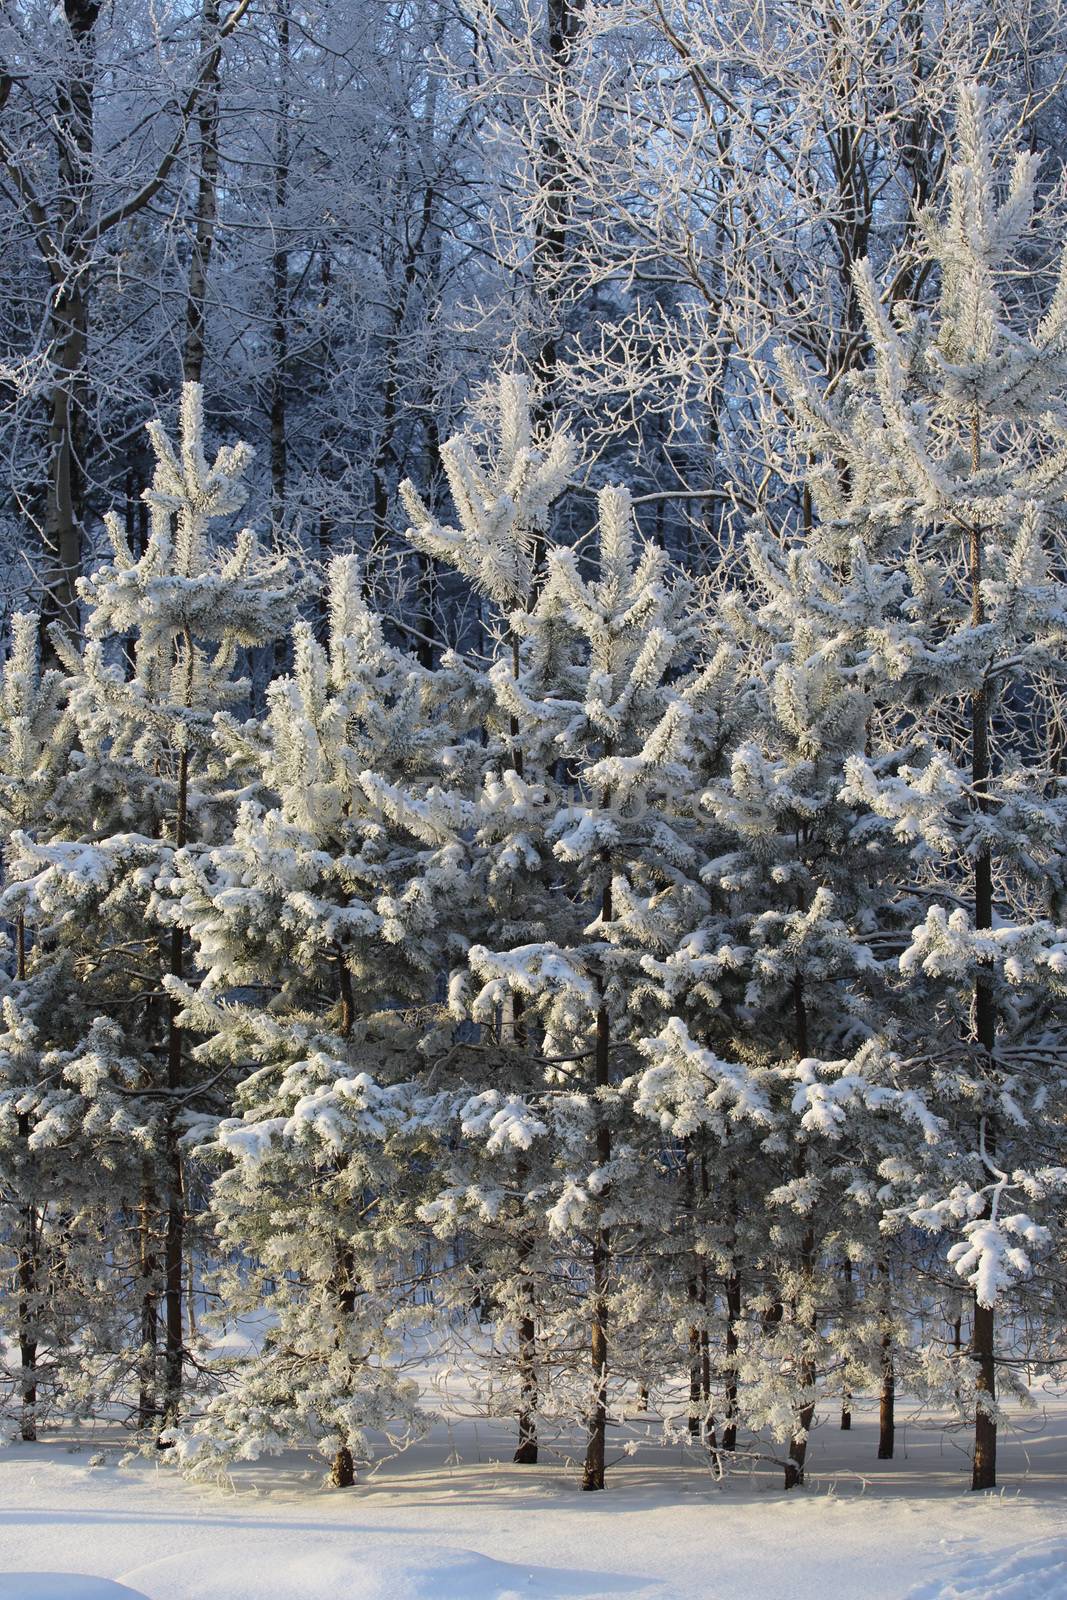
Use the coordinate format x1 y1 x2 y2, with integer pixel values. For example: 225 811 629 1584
399 377 582 1468
402 381 728 1487
773 86 1067 1490
0 615 72 1437
161 556 474 1485
0 385 295 1434
622 469 931 1485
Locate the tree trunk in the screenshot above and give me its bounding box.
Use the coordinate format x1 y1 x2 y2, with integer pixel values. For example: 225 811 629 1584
952 1308 963 1403
723 1270 741 1452
877 1262 894 1459
531 0 583 406
840 1257 853 1429
15 1121 39 1444
268 0 290 542
514 1279 539 1465
137 1167 159 1430
329 947 358 1488
878 1342 895 1460
330 1245 357 1488
13 915 39 1443
331 1238 358 1489
783 1235 816 1490
685 1151 702 1439
688 1312 702 1439
183 0 222 385
785 979 816 1490
41 1 102 645
582 803 612 1492
582 1218 609 1491
527 0 582 584
513 1133 538 1465
160 744 189 1436
969 406 997 1493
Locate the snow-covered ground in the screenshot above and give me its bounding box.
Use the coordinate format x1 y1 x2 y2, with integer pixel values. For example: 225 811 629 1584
5 1397 1067 1600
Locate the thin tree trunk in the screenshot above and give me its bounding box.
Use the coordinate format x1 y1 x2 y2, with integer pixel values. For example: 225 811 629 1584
783 1224 817 1490
137 1169 158 1430
878 1342 895 1460
187 1252 197 1341
532 0 583 406
183 0 222 385
969 406 997 1492
582 766 612 1492
527 0 582 584
330 944 357 1488
513 1230 539 1466
840 1257 853 1430
14 914 39 1443
506 697 537 1466
512 1049 538 1466
688 1314 702 1438
160 740 189 1436
15 1167 38 1444
330 1242 357 1489
41 0 101 645
877 1261 895 1459
723 1269 741 1452
686 1152 701 1439
698 1152 712 1446
268 0 290 541
785 978 816 1490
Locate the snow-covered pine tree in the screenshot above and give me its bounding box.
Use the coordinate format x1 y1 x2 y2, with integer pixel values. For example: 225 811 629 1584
0 384 296 1435
776 85 1067 1490
161 554 472 1485
534 490 730 1488
0 614 71 1438
399 376 579 1467
403 382 727 1487
626 491 930 1485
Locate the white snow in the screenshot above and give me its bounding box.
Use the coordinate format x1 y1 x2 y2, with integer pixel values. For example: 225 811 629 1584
907 1539 1067 1599
5 1397 1067 1600
0 1581 150 1600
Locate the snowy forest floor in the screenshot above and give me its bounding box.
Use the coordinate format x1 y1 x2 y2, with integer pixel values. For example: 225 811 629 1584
4 1396 1067 1600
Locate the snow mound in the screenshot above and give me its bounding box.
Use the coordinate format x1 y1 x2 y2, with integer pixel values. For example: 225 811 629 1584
908 1539 1067 1600
392 1546 661 1599
257 1545 662 1600
0 1580 150 1600
115 1543 663 1600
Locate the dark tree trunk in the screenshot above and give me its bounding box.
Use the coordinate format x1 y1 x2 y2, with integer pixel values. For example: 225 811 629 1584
268 0 290 542
513 1133 538 1465
13 916 39 1443
40 1 102 646
969 408 997 1493
329 949 358 1488
513 1301 539 1466
16 1115 39 1443
531 0 583 406
878 1343 895 1460
137 1167 159 1430
877 1262 894 1459
785 979 816 1490
331 1238 358 1488
723 1269 741 1452
582 869 612 1492
183 0 222 385
160 743 190 1437
840 1257 853 1430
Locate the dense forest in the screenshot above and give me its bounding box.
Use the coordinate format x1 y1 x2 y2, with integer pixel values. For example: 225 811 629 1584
0 0 1066 1503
